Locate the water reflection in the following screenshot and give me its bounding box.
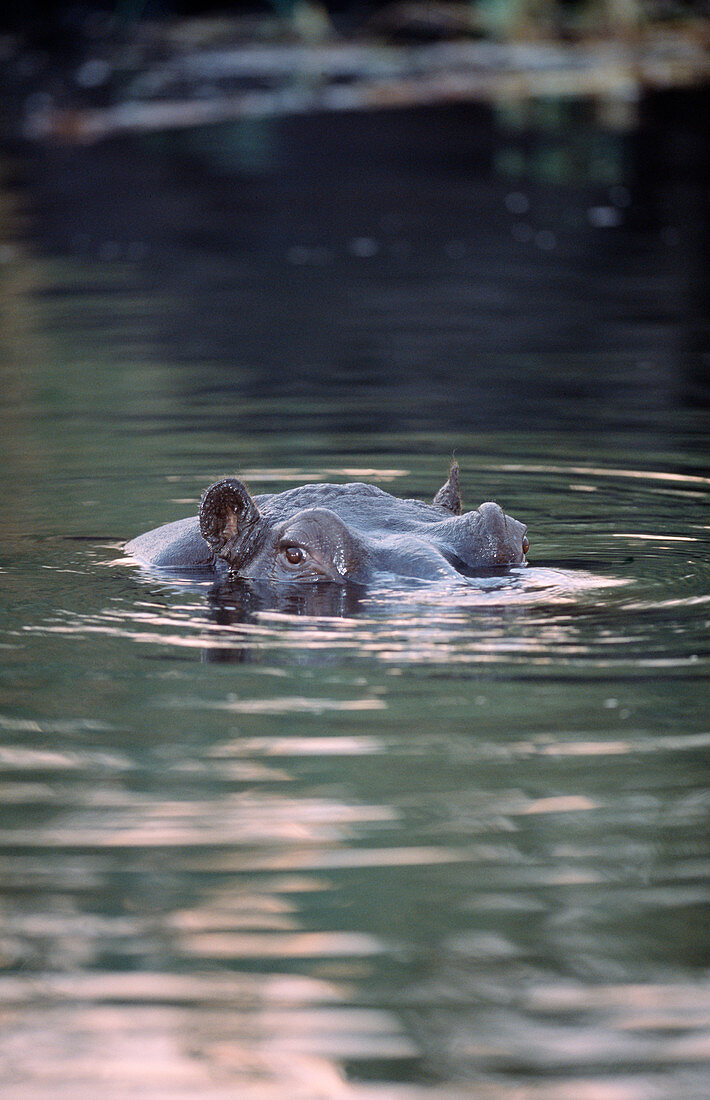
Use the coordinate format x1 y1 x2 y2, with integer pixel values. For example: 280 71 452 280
1 74 709 1098
38 558 627 670
15 447 707 681
4 90 706 444
2 701 709 1098
4 455 706 1091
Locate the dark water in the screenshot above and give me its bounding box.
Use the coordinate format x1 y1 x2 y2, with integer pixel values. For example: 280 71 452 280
1 92 709 1099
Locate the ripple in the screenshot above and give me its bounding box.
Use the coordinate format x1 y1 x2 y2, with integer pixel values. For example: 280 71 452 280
490 463 710 488
0 742 131 775
0 789 398 850
12 457 709 681
202 695 387 716
20 564 638 673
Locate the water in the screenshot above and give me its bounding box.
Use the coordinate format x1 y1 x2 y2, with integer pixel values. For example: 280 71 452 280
0 93 709 1099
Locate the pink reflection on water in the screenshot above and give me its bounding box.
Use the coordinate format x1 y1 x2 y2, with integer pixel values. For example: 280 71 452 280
180 930 385 960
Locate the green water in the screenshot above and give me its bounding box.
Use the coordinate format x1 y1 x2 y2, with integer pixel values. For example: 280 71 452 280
1 99 709 1099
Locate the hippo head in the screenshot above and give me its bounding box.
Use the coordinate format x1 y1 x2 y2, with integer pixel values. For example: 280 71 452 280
199 465 528 584
199 478 359 583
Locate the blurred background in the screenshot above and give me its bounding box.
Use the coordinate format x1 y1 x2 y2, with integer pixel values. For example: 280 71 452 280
1 4 709 1100
1 0 709 450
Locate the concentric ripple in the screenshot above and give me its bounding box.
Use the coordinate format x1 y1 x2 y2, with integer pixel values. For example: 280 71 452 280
2 461 709 1100
18 458 708 677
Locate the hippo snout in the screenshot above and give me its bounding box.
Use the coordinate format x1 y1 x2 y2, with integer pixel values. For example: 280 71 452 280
469 501 528 566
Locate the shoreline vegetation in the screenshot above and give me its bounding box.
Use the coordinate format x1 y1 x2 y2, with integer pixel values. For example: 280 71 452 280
3 3 709 143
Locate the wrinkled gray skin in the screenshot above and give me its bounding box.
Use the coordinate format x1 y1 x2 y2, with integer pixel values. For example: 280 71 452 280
125 463 528 584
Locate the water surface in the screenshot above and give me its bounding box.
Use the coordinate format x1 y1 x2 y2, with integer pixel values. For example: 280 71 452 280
0 92 709 1099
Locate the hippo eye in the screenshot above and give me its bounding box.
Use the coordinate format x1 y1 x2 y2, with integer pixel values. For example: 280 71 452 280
282 544 307 566
522 535 530 555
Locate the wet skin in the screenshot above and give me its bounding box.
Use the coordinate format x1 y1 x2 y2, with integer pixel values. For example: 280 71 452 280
125 463 529 584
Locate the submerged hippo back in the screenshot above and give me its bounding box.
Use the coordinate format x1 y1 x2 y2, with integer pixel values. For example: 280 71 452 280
254 482 449 533
125 516 217 571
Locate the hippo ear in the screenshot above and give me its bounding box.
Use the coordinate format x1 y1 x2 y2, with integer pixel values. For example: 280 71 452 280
199 478 264 564
432 462 462 515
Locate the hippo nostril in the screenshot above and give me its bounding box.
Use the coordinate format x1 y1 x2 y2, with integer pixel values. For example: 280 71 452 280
522 535 530 556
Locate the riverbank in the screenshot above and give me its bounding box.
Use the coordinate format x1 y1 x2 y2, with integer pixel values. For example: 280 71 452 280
2 9 708 144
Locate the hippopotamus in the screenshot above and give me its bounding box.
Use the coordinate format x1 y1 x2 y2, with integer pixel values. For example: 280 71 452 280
125 463 528 584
